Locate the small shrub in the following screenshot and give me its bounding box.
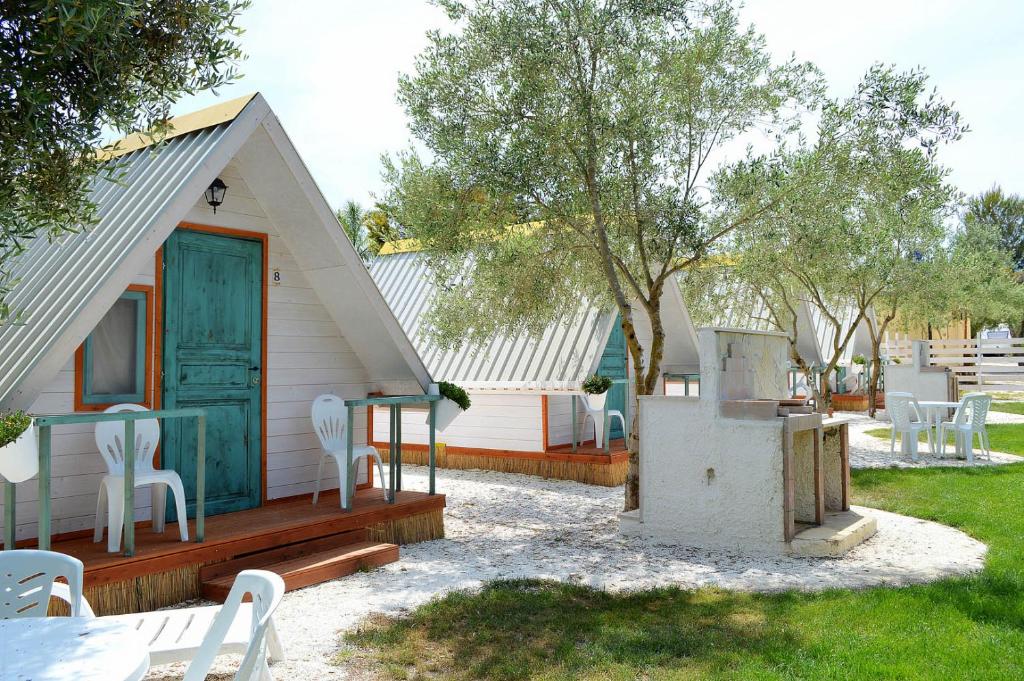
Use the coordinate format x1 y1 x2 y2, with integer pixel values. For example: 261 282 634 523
852 354 867 366
437 382 471 411
0 411 31 448
582 374 613 395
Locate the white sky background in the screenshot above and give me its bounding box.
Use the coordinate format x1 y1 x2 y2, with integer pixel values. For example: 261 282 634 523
173 0 1024 211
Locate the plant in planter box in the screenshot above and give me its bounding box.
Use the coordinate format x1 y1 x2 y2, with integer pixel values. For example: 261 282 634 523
0 410 36 483
426 381 471 432
582 374 613 409
852 354 867 367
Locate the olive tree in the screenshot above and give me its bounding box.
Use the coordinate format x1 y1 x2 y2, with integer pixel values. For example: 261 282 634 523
727 66 963 411
1 0 250 320
385 0 818 510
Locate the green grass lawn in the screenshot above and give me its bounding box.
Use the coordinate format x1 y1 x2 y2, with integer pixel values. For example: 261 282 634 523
992 401 1024 416
864 423 1024 455
343 437 1024 679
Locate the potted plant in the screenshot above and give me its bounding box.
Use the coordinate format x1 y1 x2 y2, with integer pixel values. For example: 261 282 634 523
426 382 471 432
0 411 36 483
582 374 613 409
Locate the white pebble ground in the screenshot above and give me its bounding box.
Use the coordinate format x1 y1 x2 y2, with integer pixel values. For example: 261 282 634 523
146 432 997 680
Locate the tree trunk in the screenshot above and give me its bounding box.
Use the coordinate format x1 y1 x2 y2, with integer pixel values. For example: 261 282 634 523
622 294 666 513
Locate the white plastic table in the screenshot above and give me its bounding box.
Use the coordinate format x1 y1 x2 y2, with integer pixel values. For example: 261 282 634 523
917 400 961 455
0 617 150 681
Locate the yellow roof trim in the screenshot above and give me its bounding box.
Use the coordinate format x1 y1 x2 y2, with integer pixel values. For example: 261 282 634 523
378 238 423 255
97 93 258 160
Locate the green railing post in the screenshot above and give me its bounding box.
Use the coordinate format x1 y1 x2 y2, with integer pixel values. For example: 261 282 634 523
344 404 355 512
388 405 397 504
571 395 578 453
395 405 402 492
4 480 16 550
428 400 437 496
122 419 136 557
37 425 51 550
195 414 206 543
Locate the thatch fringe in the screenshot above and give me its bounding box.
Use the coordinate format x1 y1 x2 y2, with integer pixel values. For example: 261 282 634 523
379 445 628 487
367 508 445 545
85 564 200 616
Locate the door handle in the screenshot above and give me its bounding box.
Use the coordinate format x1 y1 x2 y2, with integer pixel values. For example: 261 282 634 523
250 366 261 386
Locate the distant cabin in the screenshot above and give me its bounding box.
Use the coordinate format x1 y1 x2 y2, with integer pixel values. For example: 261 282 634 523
368 246 701 485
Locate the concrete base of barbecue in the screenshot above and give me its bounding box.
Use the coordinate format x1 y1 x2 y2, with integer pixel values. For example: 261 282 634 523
789 508 878 557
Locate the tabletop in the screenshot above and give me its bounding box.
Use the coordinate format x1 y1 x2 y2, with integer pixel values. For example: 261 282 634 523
0 617 150 681
917 400 960 409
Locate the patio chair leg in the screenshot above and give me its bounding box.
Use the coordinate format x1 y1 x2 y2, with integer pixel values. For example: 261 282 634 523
151 483 167 534
965 432 974 464
94 482 107 544
909 435 919 463
312 456 325 505
169 476 189 542
368 451 390 502
889 430 896 456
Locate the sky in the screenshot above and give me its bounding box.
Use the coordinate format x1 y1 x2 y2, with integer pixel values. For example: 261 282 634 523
173 1 1024 211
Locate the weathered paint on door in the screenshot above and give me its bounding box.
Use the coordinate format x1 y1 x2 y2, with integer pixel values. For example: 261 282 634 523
162 229 263 517
597 316 627 440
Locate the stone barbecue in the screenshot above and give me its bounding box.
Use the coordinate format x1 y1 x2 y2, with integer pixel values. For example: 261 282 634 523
620 328 876 556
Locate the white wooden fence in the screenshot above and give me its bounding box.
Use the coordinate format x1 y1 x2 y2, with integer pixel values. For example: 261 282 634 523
883 336 1024 392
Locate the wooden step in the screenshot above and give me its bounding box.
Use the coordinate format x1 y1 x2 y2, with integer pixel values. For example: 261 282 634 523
199 528 368 582
200 535 398 601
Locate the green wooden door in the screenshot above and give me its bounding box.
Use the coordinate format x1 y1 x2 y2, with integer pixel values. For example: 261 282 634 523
162 229 263 518
598 316 627 440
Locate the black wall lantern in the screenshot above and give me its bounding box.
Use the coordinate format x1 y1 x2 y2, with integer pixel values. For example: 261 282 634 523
204 177 228 214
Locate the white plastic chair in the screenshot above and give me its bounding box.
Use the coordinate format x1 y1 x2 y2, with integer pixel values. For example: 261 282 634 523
0 549 86 618
885 392 934 462
311 394 389 508
579 393 626 449
183 569 285 681
940 392 993 463
100 592 284 666
93 403 188 553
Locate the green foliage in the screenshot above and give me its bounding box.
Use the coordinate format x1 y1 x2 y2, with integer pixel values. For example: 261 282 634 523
0 0 250 321
437 381 471 411
0 411 31 449
387 0 819 400
336 200 370 261
346 450 1024 679
966 186 1024 271
722 65 963 409
852 354 867 366
582 374 613 395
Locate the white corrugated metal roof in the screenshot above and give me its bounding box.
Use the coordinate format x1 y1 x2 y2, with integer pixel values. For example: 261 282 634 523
0 93 435 407
369 251 616 392
0 123 237 407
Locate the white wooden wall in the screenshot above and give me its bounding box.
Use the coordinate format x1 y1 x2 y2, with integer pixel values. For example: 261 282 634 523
372 392 544 452
1 160 373 541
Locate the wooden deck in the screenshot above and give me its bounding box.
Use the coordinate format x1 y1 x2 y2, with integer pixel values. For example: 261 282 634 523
50 489 445 590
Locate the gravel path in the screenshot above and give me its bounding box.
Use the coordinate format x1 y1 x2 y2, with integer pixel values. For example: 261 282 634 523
146 461 990 680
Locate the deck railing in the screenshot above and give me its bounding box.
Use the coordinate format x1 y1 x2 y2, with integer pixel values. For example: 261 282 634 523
663 372 701 396
3 408 206 557
343 394 442 511
570 378 630 454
